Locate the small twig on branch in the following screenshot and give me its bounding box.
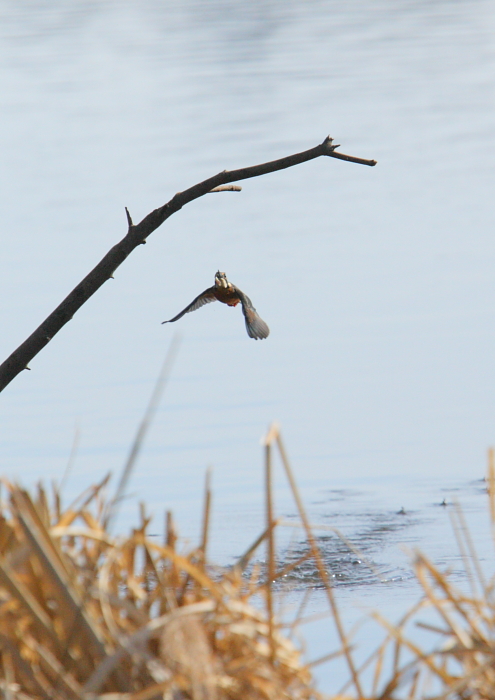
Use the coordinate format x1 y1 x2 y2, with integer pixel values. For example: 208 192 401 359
0 136 376 393
125 206 134 228
209 185 242 193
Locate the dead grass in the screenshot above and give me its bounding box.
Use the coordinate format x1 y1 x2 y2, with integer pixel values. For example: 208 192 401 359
0 462 324 700
353 448 495 700
1 429 495 700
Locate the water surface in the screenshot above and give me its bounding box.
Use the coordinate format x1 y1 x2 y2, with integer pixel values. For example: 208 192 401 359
1 0 495 691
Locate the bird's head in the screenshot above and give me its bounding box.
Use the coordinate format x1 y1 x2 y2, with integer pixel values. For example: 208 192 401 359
215 271 230 289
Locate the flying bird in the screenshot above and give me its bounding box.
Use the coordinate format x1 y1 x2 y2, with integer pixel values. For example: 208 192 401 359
162 271 270 340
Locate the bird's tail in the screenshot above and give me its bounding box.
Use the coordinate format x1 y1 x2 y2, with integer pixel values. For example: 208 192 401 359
244 310 270 340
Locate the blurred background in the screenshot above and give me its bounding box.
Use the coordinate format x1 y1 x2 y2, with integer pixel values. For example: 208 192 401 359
1 0 495 682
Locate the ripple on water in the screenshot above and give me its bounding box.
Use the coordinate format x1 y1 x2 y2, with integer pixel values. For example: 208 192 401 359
249 475 492 593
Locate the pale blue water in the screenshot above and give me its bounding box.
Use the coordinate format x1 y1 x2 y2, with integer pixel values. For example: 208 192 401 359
1 0 495 692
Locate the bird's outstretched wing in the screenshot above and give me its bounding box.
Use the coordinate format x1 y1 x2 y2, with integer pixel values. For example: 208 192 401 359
162 287 217 324
235 288 270 340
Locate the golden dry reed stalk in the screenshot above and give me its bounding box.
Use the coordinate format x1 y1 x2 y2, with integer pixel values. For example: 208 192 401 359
0 472 320 700
2 430 495 700
261 427 495 700
359 447 495 699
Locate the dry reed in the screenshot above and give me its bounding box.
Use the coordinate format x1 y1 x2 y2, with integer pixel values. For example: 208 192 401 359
1 427 495 700
0 463 319 700
353 448 495 700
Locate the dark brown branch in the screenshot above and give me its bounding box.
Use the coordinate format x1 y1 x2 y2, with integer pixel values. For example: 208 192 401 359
0 136 376 392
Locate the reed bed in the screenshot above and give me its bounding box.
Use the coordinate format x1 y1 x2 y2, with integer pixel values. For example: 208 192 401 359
0 464 322 700
1 426 495 700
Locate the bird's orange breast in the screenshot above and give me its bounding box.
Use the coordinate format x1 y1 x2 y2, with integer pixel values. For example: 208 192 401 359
214 287 240 306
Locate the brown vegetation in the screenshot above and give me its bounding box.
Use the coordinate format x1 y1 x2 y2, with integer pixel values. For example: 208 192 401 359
0 433 495 700
0 471 319 700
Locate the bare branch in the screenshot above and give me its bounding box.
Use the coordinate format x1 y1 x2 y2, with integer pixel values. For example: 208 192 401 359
0 136 376 392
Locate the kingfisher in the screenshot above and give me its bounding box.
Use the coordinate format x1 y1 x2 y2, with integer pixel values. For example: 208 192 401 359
162 271 270 340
